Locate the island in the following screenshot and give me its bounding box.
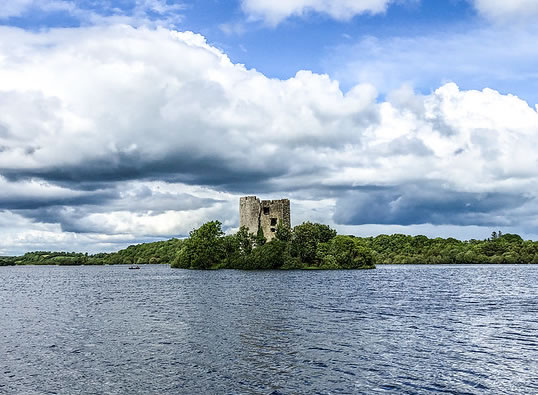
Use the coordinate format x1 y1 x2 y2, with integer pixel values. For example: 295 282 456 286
1 222 536 268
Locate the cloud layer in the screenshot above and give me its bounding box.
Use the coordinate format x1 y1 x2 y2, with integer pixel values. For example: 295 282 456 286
240 0 538 25
1 25 538 253
241 0 393 25
472 0 538 23
0 0 185 26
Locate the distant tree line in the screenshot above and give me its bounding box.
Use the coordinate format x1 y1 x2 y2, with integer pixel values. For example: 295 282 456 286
90 238 183 265
1 228 537 267
360 231 538 265
0 239 183 266
1 251 91 266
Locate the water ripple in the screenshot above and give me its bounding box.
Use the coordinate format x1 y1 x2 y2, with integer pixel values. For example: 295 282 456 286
0 264 537 394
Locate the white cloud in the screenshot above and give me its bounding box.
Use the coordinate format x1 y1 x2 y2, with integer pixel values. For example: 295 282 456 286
0 176 91 202
0 0 37 19
472 0 538 23
0 25 378 176
0 0 185 27
241 0 393 25
0 211 132 255
219 22 247 36
1 25 538 253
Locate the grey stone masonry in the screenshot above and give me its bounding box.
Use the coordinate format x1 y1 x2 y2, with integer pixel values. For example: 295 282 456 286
239 196 291 241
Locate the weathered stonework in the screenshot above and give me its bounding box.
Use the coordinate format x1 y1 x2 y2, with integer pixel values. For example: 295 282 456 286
239 196 291 241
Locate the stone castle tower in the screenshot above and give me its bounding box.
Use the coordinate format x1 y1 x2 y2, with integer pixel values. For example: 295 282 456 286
239 196 291 241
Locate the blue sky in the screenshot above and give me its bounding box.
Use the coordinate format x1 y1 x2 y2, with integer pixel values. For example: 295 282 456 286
4 0 537 102
1 0 538 254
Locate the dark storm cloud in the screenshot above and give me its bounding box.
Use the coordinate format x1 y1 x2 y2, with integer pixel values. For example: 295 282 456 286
1 149 291 193
333 183 532 226
15 206 116 234
12 188 224 234
0 189 118 210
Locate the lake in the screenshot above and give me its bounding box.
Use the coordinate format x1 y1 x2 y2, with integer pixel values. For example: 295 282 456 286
1 264 537 394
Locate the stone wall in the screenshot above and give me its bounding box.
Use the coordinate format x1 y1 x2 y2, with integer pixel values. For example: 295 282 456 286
239 196 261 235
239 196 291 241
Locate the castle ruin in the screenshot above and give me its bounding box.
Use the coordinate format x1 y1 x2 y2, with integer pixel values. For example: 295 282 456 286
239 196 291 241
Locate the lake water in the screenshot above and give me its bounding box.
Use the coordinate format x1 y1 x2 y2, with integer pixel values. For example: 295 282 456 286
1 264 537 394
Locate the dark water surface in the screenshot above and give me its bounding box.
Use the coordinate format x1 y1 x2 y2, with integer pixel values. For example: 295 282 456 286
1 265 537 394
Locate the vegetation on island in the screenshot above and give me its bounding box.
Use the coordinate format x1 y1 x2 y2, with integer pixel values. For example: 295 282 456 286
170 221 375 270
2 227 538 268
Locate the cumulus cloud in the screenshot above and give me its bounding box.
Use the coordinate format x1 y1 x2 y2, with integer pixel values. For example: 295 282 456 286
0 0 33 19
241 0 394 25
0 25 378 189
1 25 538 253
472 0 538 23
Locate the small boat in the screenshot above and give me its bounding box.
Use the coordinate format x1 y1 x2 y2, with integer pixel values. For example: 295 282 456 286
128 265 140 270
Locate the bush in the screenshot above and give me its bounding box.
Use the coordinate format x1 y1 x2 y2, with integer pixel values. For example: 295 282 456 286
243 240 289 270
170 221 224 269
291 222 337 265
325 236 376 269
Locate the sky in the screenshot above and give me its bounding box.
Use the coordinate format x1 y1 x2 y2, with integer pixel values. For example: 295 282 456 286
1 0 538 255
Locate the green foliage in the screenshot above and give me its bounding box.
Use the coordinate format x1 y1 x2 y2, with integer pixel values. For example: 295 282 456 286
6 238 184 266
314 236 376 269
255 227 266 247
236 226 254 255
98 238 183 265
168 220 374 270
291 222 337 265
244 240 289 270
275 220 292 242
7 224 532 269
0 256 17 266
357 231 534 265
323 236 375 269
171 221 224 269
10 251 90 266
281 255 303 270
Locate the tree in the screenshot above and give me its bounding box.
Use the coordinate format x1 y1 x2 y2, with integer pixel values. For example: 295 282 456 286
246 240 289 270
236 226 254 255
275 220 292 242
290 222 338 265
171 221 225 269
499 233 522 243
291 222 320 264
255 227 266 247
325 236 375 269
352 245 376 269
315 223 338 243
